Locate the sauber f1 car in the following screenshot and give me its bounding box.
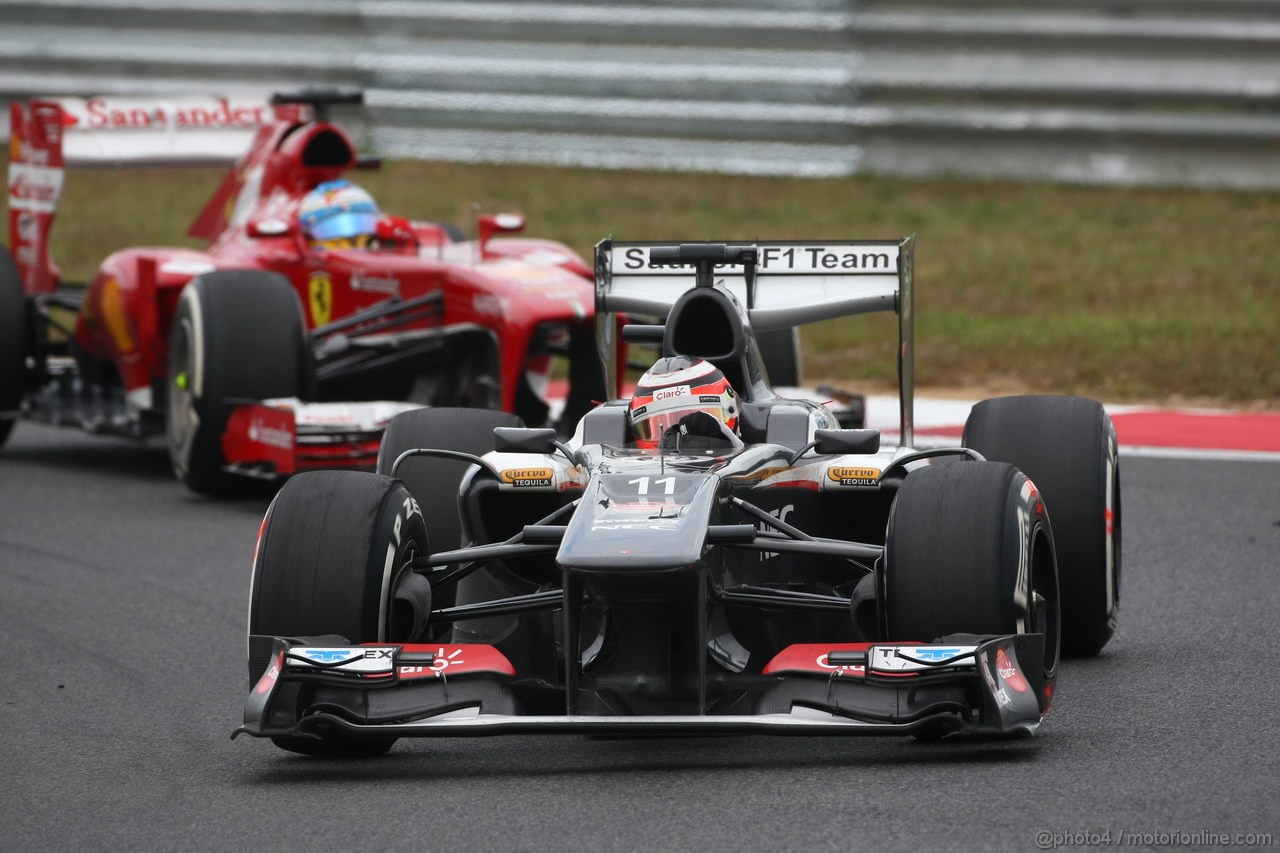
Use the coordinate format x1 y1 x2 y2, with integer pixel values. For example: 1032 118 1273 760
2 89 607 493
235 238 1121 756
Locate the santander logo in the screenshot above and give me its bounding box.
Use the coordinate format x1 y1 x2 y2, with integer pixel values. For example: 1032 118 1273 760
76 97 270 131
247 419 293 450
8 175 57 203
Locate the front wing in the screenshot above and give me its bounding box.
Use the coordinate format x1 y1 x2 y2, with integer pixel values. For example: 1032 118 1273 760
221 399 422 479
233 634 1048 742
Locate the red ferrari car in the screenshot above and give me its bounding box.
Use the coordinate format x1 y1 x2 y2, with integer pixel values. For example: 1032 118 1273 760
2 90 607 493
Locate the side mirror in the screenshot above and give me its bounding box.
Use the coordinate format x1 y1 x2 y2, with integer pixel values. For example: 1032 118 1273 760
493 427 557 454
814 428 880 455
246 218 294 238
478 212 526 259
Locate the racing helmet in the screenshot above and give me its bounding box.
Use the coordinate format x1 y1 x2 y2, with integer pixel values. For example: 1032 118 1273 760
629 356 738 448
298 179 381 249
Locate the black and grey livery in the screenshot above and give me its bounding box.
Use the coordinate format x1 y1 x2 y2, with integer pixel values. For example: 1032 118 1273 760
235 239 1120 756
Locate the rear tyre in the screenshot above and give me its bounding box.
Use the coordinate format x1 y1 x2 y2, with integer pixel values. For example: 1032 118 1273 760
167 271 311 495
249 470 430 757
757 328 801 387
884 462 1059 689
963 395 1120 657
0 245 27 450
377 407 525 557
428 221 466 243
377 407 526 640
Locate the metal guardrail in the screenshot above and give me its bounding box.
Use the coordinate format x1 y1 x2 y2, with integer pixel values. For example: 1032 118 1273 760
1 0 1279 187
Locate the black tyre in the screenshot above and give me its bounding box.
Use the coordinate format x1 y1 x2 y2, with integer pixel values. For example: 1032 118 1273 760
884 462 1059 686
757 328 801 387
963 395 1120 657
376 407 525 557
0 245 27 450
249 470 430 757
428 220 466 243
167 271 311 494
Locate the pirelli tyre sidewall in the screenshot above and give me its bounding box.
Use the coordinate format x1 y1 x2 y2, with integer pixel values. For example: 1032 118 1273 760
0 245 26 450
248 470 428 758
167 271 309 495
884 461 1060 708
963 395 1120 658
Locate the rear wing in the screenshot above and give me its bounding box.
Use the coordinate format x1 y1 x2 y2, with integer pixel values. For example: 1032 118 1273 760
7 94 281 294
593 238 916 445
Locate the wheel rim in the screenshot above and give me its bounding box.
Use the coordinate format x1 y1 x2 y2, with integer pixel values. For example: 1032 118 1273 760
1105 438 1121 624
167 316 200 475
388 540 424 643
1031 526 1061 677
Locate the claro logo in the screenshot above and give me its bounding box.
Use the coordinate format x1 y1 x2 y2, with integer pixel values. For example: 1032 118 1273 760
826 466 881 487
501 467 554 487
653 385 690 401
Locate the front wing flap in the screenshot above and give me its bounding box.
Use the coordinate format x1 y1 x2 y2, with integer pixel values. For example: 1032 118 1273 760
235 634 1046 742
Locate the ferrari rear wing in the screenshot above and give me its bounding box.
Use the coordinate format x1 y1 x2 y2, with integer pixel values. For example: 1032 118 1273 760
593 238 916 445
6 90 363 295
7 94 281 295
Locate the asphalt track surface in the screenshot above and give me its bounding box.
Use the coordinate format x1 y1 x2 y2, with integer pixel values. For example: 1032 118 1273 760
2 424 1278 853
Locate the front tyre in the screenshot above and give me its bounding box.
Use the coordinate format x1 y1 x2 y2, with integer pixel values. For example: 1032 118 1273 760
248 470 431 757
884 462 1060 705
167 271 310 495
0 245 27 450
964 395 1120 657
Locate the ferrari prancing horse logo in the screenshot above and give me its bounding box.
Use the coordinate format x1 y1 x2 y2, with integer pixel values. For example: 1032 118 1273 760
308 271 333 326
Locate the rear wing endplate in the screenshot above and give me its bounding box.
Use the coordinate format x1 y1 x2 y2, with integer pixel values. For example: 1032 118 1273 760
593 238 916 445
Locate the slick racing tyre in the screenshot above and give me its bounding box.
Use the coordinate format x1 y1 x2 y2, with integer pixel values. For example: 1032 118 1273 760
0 245 26 451
428 220 466 243
377 407 525 558
964 395 1120 657
884 462 1060 692
376 407 526 640
167 271 311 495
756 328 801 388
249 470 430 758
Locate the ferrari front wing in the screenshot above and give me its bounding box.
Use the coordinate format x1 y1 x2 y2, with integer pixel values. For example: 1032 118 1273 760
220 399 422 479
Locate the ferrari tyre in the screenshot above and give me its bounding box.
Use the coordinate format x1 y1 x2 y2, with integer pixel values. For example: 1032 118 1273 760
757 328 801 387
963 395 1120 657
376 407 524 557
0 245 26 450
428 220 466 243
249 470 430 757
167 271 311 494
884 462 1059 683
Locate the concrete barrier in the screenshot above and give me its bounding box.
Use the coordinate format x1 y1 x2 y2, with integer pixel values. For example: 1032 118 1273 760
2 0 1278 186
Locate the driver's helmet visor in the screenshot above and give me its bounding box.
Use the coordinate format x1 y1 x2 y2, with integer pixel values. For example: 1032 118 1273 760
312 231 376 250
303 208 379 244
630 403 731 445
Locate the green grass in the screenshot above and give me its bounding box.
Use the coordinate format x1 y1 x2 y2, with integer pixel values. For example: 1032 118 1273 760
20 158 1280 405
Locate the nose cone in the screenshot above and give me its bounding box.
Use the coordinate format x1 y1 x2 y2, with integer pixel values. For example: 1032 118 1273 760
556 473 719 572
